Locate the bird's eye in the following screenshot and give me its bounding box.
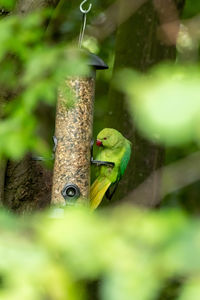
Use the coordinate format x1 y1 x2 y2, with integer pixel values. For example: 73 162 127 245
104 137 107 140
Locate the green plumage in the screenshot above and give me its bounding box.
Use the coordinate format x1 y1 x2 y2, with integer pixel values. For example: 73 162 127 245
90 128 131 210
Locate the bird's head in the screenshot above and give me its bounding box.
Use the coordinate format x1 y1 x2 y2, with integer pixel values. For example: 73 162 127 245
96 128 124 148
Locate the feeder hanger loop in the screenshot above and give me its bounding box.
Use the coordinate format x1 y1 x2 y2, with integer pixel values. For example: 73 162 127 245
80 0 92 14
79 0 92 48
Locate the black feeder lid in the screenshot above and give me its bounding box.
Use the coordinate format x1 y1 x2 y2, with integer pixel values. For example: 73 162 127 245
88 52 109 70
80 49 108 70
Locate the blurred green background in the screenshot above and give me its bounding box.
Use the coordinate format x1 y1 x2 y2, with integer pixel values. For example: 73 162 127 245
1 0 200 299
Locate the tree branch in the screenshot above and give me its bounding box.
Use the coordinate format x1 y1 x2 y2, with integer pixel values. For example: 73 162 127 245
14 0 59 14
123 151 200 207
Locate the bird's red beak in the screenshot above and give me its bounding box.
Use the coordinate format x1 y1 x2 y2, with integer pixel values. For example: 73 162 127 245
96 139 103 147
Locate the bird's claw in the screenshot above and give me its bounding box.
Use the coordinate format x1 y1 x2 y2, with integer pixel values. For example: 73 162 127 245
91 160 115 167
90 138 115 167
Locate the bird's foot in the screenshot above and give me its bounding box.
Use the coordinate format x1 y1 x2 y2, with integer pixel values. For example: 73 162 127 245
90 139 115 167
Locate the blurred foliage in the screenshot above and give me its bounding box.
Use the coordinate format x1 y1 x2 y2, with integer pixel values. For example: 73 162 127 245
0 207 199 300
117 65 200 146
0 0 16 10
0 7 88 160
2 1 200 299
182 0 200 18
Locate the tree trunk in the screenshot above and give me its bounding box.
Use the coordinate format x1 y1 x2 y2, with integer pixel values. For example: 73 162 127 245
104 0 184 207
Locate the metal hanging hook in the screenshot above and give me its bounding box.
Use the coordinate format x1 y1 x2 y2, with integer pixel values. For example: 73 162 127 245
79 0 92 48
80 0 92 14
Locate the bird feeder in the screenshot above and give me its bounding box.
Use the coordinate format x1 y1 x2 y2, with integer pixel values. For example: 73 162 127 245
51 52 108 206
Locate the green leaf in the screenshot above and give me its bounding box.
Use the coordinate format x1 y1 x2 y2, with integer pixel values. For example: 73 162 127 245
0 0 16 10
117 65 200 146
182 0 200 18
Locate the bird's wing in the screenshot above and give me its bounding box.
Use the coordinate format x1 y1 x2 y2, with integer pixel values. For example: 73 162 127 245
119 142 131 178
105 181 119 200
105 142 131 201
90 177 112 210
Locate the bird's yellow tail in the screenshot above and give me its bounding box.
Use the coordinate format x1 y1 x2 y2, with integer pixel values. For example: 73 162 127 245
90 177 111 210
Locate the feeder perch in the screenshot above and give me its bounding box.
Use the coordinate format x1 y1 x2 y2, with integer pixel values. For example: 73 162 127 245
51 52 108 206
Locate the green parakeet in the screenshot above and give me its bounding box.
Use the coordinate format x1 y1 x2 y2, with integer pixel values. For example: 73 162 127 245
90 128 131 210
